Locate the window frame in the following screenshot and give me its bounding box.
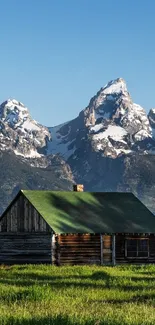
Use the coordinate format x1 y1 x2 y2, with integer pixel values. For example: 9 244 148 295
125 238 149 259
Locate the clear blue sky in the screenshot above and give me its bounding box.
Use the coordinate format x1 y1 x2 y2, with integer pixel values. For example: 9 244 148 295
0 0 155 126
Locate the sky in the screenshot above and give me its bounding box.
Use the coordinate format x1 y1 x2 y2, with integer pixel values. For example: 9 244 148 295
0 0 155 126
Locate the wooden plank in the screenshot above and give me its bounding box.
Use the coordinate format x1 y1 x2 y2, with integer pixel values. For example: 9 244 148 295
112 234 116 266
37 213 41 231
58 234 101 266
13 201 18 232
7 208 11 232
0 232 51 265
25 198 29 231
60 248 101 253
40 215 44 231
19 195 24 232
28 201 32 232
17 196 21 231
31 204 34 231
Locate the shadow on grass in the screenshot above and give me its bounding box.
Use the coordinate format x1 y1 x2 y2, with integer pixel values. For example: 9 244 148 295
91 293 155 305
1 269 155 290
0 314 130 325
1 270 155 307
0 270 111 289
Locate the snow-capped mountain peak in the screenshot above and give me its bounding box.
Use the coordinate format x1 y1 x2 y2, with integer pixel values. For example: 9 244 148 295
47 77 155 161
0 99 29 128
4 99 26 109
85 79 152 157
0 99 28 114
1 77 155 164
102 77 127 95
94 78 129 111
0 99 51 159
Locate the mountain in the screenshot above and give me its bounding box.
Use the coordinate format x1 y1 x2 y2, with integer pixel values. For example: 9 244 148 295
47 78 155 214
1 78 155 214
0 99 50 159
0 151 74 213
48 78 154 159
0 100 74 212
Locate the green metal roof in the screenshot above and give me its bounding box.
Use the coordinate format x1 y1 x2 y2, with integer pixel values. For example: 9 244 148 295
21 190 155 234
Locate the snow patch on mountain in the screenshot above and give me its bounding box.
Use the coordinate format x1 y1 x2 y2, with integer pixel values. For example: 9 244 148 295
92 125 127 142
148 108 155 139
90 123 104 133
134 130 152 142
114 148 132 155
47 123 76 159
102 78 127 95
22 120 40 131
14 149 42 158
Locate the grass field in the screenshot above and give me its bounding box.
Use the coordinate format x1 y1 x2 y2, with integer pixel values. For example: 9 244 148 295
0 264 155 325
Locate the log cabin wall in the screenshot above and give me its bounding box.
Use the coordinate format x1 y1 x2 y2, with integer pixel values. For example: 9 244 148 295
55 234 113 266
0 233 52 264
0 193 52 265
0 193 51 233
116 234 155 264
56 234 101 265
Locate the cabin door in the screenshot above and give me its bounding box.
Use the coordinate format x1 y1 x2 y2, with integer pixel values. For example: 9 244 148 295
101 235 113 265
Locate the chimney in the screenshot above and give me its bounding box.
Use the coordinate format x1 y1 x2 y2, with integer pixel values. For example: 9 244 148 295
73 184 84 192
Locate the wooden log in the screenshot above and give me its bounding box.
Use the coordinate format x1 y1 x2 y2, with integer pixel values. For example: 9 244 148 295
0 232 51 265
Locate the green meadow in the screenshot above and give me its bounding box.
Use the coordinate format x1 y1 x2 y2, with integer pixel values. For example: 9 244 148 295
0 264 155 325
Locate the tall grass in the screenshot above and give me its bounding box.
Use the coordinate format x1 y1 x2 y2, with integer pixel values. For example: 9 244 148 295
0 264 155 324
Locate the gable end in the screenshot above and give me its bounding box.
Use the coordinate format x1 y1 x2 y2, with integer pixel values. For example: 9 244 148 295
0 190 53 233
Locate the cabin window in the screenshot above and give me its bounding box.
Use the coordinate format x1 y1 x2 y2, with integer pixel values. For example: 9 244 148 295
125 238 149 258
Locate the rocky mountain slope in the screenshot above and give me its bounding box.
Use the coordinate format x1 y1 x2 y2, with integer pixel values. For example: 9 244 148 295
0 151 74 213
48 78 155 159
46 78 155 214
0 99 74 212
1 77 155 214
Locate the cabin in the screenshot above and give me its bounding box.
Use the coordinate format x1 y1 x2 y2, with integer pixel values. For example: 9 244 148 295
0 185 155 265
